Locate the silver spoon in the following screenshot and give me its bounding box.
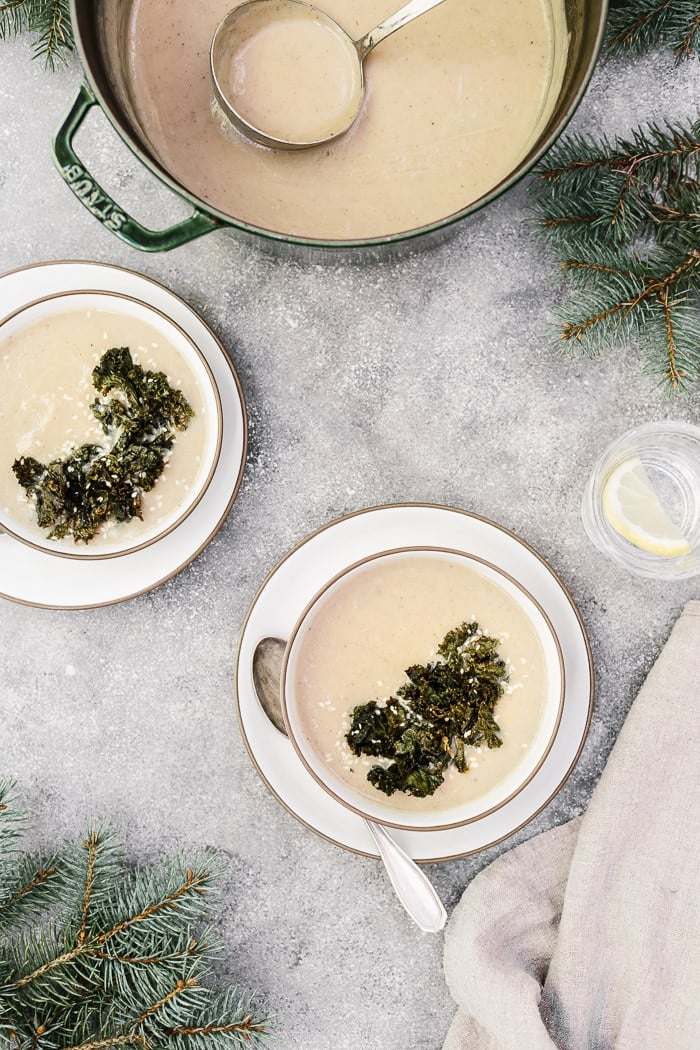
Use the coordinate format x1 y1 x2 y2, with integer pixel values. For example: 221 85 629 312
252 636 447 932
211 0 448 150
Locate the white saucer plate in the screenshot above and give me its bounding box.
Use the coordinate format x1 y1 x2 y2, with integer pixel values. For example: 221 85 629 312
0 261 247 609
235 504 593 862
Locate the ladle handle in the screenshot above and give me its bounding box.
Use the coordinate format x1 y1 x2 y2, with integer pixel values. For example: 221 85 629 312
52 82 222 252
364 819 447 933
356 0 447 60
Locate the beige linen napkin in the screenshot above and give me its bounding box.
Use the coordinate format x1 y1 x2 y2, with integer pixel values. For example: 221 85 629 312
444 600 700 1050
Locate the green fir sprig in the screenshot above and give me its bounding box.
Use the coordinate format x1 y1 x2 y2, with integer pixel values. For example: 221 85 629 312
531 1 700 390
533 120 700 389
607 0 700 63
0 0 73 68
0 781 271 1050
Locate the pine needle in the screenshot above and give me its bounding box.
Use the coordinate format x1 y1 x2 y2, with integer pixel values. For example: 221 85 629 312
0 0 73 67
532 117 700 391
0 787 271 1050
607 0 700 63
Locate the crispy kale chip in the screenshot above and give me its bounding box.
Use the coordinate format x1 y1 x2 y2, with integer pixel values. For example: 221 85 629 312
12 347 193 544
345 621 508 799
91 346 193 448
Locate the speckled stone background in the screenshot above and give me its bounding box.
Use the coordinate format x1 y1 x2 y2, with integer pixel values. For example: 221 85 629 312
1 21 699 1050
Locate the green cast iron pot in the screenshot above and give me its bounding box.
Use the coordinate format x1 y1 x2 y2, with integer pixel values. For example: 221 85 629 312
54 0 608 256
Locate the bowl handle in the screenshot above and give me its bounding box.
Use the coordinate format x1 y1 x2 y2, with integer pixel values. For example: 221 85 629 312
52 82 222 252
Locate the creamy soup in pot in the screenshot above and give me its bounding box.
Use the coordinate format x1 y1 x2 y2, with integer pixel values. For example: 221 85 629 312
121 0 566 240
0 308 212 553
291 554 551 815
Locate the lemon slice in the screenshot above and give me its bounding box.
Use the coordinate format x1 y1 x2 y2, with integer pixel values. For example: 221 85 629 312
602 458 691 557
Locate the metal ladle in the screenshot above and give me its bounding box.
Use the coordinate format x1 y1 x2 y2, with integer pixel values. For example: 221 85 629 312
211 0 449 150
252 636 447 932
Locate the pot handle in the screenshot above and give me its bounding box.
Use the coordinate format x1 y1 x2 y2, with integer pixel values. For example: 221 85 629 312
52 82 222 252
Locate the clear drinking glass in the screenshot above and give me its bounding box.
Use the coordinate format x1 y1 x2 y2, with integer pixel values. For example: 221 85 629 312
581 421 700 580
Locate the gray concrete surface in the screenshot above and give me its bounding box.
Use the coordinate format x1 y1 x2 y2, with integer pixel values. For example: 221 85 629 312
1 26 699 1050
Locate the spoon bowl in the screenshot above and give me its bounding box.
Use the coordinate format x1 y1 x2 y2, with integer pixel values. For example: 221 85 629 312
252 635 287 734
211 0 448 149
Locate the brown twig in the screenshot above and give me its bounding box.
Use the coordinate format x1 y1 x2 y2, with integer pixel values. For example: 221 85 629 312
659 285 684 388
78 832 99 944
93 938 203 967
131 978 198 1031
541 214 599 228
15 944 88 988
166 1017 268 1038
649 202 700 222
63 1036 150 1050
562 260 633 278
1 867 56 913
40 0 70 60
562 303 629 341
97 868 209 944
607 0 674 49
539 135 700 185
674 12 700 57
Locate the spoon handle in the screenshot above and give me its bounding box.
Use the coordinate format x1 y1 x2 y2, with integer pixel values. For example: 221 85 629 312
356 0 447 60
364 819 447 933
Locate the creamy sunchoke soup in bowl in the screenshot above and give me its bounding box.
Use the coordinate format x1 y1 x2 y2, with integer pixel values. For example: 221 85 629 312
0 291 223 559
281 547 565 831
59 0 607 253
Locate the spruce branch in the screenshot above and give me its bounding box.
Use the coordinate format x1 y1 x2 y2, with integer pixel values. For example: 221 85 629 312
0 783 63 934
0 788 271 1050
30 0 70 69
0 859 60 932
164 991 270 1050
0 0 73 68
533 119 700 390
607 0 700 62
